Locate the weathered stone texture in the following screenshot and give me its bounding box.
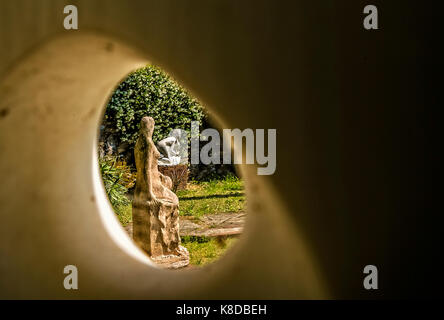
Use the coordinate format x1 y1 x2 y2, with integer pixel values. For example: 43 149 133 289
132 116 189 268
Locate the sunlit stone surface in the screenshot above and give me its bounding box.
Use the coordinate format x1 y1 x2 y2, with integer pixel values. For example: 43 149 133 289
132 117 189 268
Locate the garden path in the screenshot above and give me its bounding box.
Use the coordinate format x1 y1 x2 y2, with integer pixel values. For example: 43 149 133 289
124 212 246 239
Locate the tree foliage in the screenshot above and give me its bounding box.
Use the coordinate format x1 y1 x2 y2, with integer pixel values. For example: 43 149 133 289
105 66 204 149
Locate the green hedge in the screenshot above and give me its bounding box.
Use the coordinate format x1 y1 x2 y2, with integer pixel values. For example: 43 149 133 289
105 66 204 148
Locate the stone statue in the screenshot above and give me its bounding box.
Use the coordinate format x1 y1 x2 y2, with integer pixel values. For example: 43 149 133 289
132 117 189 268
157 129 182 166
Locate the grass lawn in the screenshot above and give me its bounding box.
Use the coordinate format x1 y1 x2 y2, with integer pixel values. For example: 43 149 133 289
176 175 246 219
115 174 246 226
112 174 245 266
114 204 132 227
181 236 238 266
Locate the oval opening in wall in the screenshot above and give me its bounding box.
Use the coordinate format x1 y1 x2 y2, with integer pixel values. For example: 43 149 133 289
97 65 247 270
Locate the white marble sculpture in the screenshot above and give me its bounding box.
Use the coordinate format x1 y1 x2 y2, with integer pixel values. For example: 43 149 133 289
157 129 183 166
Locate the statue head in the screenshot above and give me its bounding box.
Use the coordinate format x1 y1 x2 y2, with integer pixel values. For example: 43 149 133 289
140 116 155 138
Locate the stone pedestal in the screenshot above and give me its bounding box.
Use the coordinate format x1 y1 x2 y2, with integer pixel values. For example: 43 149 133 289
132 117 189 269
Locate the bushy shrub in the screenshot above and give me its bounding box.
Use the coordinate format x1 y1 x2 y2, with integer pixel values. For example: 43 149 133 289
99 156 135 209
105 66 205 150
158 164 189 192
